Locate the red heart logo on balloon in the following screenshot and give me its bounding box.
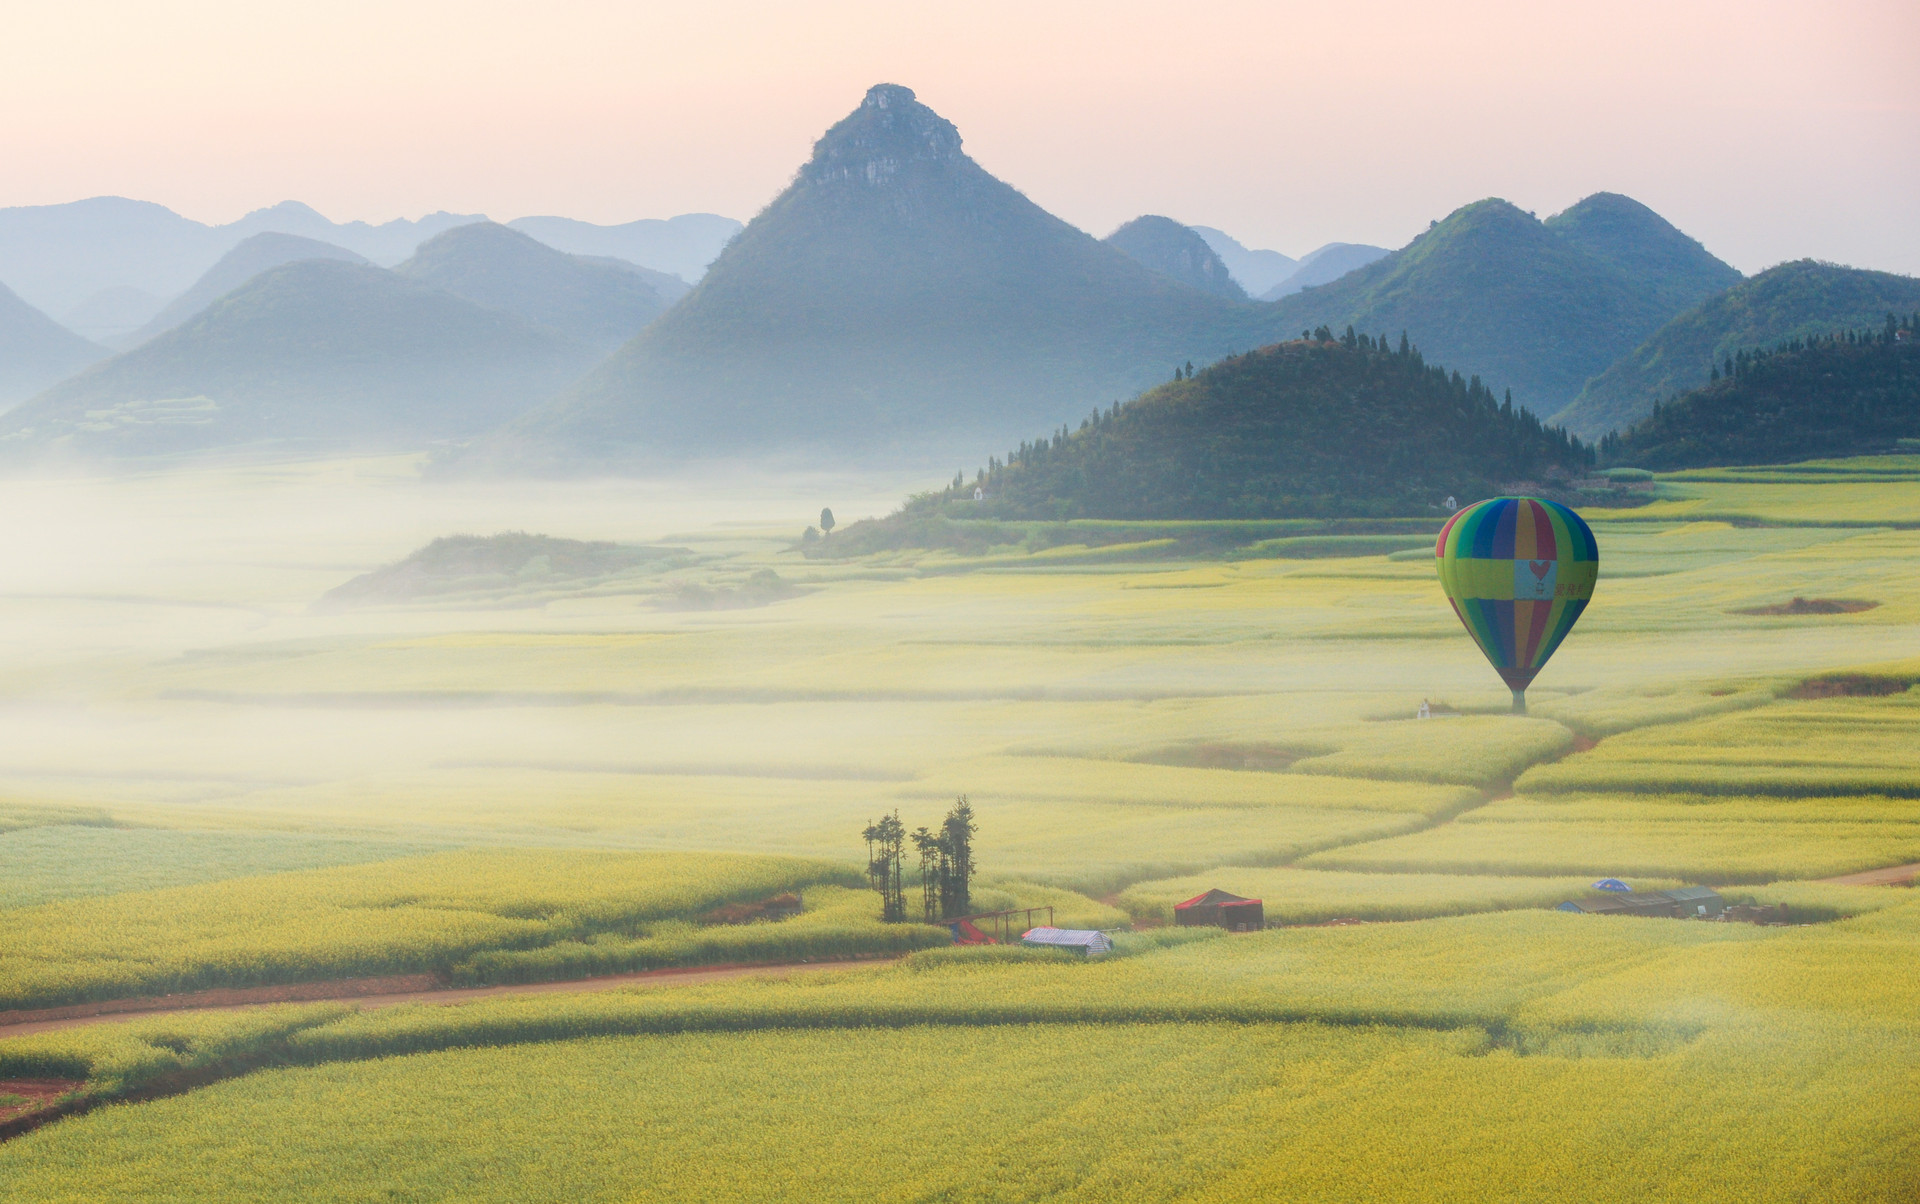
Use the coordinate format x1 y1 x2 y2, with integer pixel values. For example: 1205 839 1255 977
1529 560 1551 580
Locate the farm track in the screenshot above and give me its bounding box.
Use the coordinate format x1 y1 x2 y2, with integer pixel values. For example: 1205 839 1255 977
0 957 899 1041
1819 862 1920 886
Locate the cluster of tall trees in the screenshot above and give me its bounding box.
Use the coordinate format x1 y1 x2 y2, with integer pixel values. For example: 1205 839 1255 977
863 797 976 923
1600 314 1919 470
912 329 1591 520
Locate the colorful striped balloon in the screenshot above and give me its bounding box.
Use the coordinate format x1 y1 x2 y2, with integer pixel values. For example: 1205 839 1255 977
1435 497 1598 712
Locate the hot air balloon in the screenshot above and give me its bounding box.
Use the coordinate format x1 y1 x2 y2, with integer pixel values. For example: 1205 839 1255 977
1435 497 1597 713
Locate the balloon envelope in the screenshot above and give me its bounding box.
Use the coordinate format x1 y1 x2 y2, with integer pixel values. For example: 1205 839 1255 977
1435 497 1597 691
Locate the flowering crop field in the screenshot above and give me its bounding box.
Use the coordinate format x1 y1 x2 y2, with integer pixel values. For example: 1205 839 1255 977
4 459 1920 1199
0 850 869 1009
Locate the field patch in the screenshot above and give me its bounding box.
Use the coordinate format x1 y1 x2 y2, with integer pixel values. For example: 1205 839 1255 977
0 828 436 910
0 850 865 1011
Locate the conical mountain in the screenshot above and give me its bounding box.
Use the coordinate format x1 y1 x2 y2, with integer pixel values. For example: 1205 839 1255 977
1556 260 1920 439
0 260 597 459
1266 196 1737 415
1106 216 1246 300
491 84 1257 468
114 232 369 350
0 281 106 408
396 222 671 351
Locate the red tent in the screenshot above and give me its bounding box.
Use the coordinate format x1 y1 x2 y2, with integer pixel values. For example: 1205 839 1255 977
1173 888 1265 931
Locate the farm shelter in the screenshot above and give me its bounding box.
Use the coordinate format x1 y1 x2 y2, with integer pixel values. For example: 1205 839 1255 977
1665 886 1725 917
1557 887 1724 919
1020 927 1114 957
1174 889 1265 931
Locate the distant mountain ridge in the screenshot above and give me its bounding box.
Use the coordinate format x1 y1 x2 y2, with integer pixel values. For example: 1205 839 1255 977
395 223 671 351
0 260 597 459
1188 227 1296 296
0 281 106 409
113 232 370 350
1257 243 1390 299
1106 217 1246 300
0 197 735 320
1263 195 1741 417
1555 260 1920 439
505 215 739 286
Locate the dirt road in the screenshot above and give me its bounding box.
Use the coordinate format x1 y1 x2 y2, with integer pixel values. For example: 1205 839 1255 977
1820 862 1920 887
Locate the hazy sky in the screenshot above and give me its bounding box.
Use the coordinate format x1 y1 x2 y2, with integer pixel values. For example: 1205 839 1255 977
6 0 1916 274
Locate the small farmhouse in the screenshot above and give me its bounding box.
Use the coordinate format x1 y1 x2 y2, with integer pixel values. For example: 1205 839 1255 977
1174 889 1265 931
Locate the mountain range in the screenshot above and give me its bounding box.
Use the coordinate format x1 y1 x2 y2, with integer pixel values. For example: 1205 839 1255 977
1555 260 1920 439
0 197 733 328
1261 193 1741 418
0 260 598 459
112 232 370 351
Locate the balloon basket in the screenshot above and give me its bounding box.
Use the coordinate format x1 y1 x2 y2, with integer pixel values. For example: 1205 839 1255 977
1511 688 1527 715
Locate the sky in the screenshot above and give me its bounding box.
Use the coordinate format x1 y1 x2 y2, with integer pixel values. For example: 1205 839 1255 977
4 0 1917 274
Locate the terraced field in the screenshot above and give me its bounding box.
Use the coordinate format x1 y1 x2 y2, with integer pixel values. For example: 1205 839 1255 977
2 456 1918 1200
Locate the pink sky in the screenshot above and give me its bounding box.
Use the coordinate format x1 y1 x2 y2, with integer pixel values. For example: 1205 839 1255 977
5 0 1916 273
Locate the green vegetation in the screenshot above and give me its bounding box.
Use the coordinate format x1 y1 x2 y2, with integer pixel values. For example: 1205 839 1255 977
1559 260 1920 439
1265 194 1738 417
1599 318 1919 468
893 334 1593 520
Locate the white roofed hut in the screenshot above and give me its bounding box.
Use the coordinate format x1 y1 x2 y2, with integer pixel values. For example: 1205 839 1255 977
1020 927 1114 957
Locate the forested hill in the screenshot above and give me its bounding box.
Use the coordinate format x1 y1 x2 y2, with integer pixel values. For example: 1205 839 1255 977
1556 261 1920 440
905 330 1591 520
1600 317 1920 470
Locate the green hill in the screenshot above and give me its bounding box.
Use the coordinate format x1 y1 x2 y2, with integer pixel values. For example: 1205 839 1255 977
1266 196 1739 418
115 232 368 349
0 281 105 408
1105 216 1246 300
1555 261 1920 440
1599 317 1920 469
1542 192 1741 313
899 331 1591 520
396 222 671 351
482 84 1264 470
0 260 598 458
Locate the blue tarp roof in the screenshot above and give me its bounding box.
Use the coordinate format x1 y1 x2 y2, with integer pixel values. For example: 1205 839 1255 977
1592 878 1631 892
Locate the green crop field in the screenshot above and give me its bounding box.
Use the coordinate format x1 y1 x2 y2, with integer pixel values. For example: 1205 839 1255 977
2 456 1919 1200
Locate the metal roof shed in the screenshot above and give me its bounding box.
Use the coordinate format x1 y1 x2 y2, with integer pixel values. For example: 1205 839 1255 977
1020 927 1114 957
1173 889 1265 932
1665 886 1724 917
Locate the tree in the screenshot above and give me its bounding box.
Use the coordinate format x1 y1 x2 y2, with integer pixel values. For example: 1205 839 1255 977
939 796 976 917
819 507 836 535
861 811 906 922
911 825 947 922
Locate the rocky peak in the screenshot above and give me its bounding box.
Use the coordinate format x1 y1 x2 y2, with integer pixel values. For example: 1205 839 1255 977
801 83 965 188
